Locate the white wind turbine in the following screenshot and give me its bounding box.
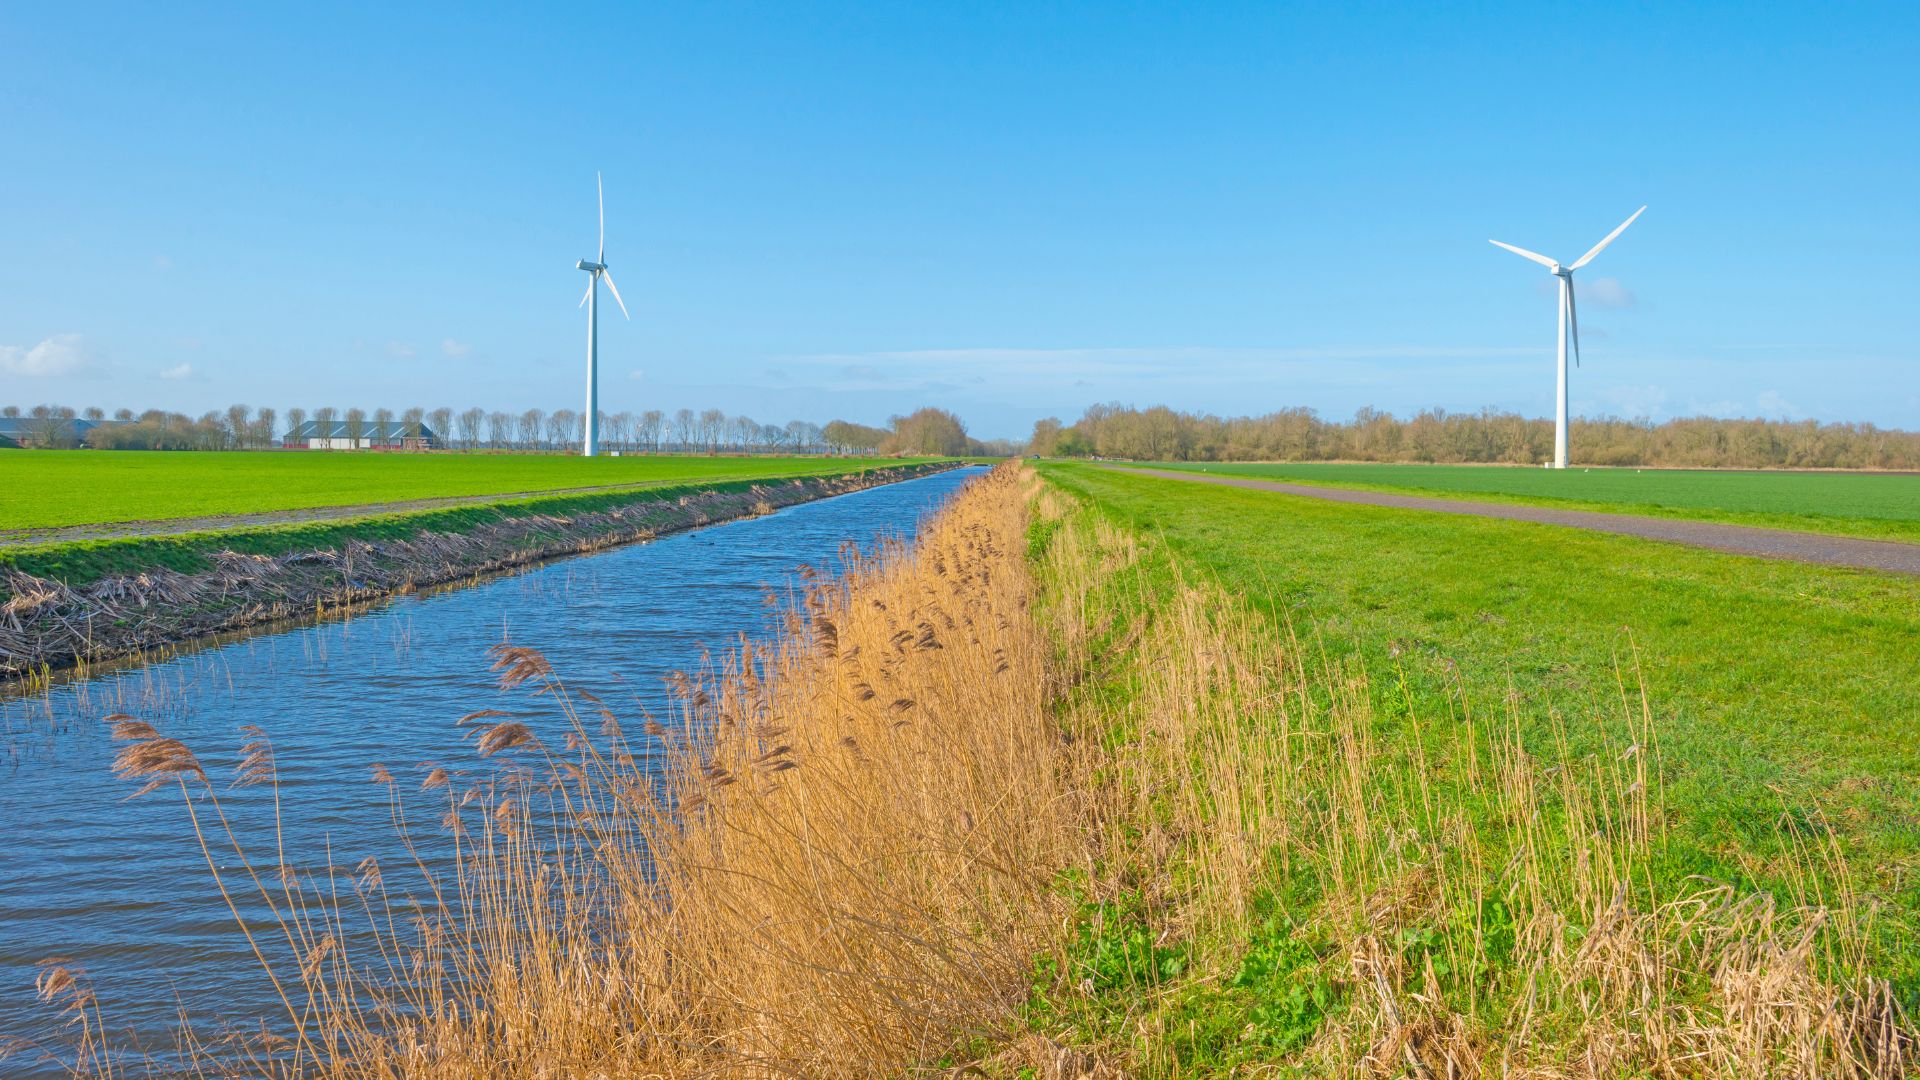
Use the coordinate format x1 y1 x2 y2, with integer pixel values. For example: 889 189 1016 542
576 172 630 457
1490 206 1645 469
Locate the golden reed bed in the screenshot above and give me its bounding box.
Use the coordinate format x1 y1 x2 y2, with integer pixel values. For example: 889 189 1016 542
24 461 1910 1077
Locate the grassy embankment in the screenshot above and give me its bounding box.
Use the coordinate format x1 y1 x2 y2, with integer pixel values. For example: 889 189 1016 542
0 458 927 590
0 451 909 531
49 462 1915 1076
1020 461 1919 1073
1120 459 1920 545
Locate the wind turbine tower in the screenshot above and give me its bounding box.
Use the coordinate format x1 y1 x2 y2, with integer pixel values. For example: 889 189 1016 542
576 172 630 457
1490 206 1645 469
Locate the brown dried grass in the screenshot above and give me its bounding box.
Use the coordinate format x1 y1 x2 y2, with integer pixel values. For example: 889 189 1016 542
55 461 1914 1077
71 461 1058 1077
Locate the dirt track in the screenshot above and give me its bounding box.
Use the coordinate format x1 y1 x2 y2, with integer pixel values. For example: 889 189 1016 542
1119 467 1920 577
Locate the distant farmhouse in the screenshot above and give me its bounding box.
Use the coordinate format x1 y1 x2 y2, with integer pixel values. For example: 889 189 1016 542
0 416 128 449
284 419 442 451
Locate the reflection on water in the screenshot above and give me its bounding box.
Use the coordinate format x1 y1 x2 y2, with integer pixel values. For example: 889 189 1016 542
0 467 981 1073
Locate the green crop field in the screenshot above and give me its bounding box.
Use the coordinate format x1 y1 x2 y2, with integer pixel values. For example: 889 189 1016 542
0 451 915 532
1036 462 1920 1023
1121 460 1920 544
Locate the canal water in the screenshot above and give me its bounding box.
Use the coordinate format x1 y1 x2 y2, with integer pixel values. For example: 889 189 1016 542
0 466 982 1073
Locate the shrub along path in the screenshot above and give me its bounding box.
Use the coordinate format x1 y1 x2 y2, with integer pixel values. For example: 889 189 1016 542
1117 465 1920 575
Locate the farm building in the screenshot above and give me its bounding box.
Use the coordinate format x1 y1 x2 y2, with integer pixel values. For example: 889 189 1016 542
284 420 442 450
0 416 127 448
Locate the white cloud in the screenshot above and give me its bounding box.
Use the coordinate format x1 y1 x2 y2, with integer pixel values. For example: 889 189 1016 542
1692 399 1745 419
0 334 97 377
1581 277 1635 308
152 254 174 271
387 340 418 359
1683 392 1803 421
782 345 1541 392
1601 384 1668 418
628 368 647 381
159 362 196 380
1754 390 1801 420
441 338 473 358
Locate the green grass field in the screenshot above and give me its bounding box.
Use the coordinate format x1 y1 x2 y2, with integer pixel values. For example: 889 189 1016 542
1037 462 1920 1013
1121 460 1920 544
0 451 911 531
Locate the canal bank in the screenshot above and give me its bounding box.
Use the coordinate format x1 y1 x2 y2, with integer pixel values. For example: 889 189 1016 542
1 465 984 1073
0 462 959 682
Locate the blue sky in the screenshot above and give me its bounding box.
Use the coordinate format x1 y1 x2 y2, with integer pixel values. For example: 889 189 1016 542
3 3 1915 439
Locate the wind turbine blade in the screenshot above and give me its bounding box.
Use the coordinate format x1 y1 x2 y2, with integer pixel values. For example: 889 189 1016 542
1489 239 1559 269
601 269 631 319
578 277 594 308
1567 277 1581 368
1568 205 1646 270
597 172 605 263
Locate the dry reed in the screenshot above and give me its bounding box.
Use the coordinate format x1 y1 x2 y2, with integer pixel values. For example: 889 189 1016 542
62 462 1058 1077
50 461 1914 1077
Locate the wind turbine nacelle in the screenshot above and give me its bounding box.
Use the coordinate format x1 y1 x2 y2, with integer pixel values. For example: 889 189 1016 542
577 260 606 272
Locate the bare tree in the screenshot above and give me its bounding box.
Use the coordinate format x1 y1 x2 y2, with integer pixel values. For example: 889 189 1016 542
254 407 276 449
83 406 105 421
786 419 821 453
425 406 449 439
640 409 664 452
345 408 367 448
285 407 307 446
197 411 227 450
458 407 485 450
673 408 695 451
25 404 77 447
114 407 135 422
699 408 726 453
372 407 394 448
487 411 512 449
728 414 758 453
400 407 425 449
547 409 577 451
225 404 251 448
518 409 544 450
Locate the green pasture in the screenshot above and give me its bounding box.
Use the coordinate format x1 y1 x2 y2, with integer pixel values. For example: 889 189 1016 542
1038 462 1920 998
1120 460 1920 544
0 451 912 532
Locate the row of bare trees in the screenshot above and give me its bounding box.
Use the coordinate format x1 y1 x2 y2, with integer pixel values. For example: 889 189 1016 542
0 404 284 451
6 401 1016 456
426 407 831 453
1030 403 1920 470
2 403 846 454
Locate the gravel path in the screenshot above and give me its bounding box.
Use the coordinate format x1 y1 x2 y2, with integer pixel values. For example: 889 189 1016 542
1119 467 1920 576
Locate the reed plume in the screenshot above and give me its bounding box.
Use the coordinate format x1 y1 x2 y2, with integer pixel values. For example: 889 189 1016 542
69 461 1909 1078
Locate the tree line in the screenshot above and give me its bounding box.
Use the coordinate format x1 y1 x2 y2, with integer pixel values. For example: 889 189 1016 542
1 402 1013 456
1029 404 1920 470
